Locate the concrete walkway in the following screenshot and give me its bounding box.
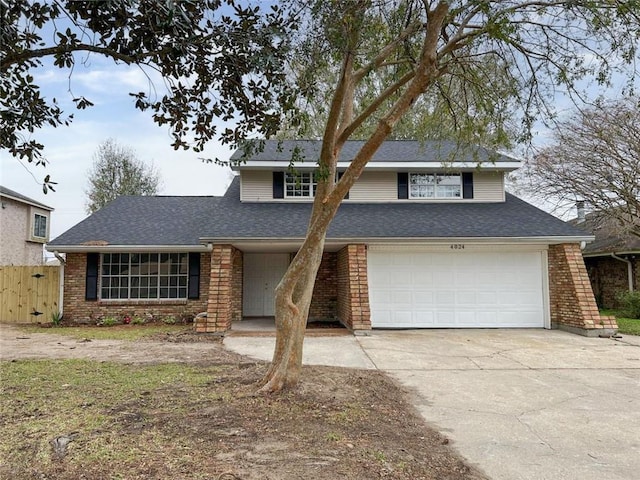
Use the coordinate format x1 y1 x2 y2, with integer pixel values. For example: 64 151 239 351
224 329 640 480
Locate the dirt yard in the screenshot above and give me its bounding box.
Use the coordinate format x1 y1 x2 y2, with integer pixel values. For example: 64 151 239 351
0 324 488 480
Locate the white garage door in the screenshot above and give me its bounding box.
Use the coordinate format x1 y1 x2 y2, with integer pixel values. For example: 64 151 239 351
368 246 548 328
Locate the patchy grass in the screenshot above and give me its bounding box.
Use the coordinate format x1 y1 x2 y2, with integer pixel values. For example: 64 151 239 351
0 358 486 480
602 309 640 336
18 324 190 341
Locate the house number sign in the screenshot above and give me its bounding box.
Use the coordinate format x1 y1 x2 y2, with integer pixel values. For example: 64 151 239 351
450 244 465 250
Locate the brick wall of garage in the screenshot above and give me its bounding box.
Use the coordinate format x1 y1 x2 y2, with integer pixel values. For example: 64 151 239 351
62 252 210 324
548 243 617 333
337 244 371 331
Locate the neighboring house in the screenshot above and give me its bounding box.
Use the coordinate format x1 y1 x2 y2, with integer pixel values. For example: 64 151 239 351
572 210 639 309
46 140 616 335
0 186 53 265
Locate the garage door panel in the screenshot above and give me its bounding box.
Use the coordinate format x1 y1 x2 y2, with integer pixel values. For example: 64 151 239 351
413 311 435 325
414 271 435 285
368 249 546 328
413 291 434 304
476 291 498 304
391 290 412 303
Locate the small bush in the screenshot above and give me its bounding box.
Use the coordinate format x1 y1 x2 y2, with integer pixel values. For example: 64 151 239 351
162 315 176 325
50 311 63 326
98 316 119 327
131 316 145 325
616 290 640 319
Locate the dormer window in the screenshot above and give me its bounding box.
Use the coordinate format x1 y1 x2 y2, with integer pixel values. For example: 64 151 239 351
409 173 461 199
285 172 317 198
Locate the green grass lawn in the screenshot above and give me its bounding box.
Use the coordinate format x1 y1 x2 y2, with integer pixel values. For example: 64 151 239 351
601 309 640 336
18 324 190 341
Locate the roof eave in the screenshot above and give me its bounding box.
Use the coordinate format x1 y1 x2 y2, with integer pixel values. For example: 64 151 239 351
46 244 212 253
232 161 521 172
199 235 594 245
583 250 640 258
1 193 54 211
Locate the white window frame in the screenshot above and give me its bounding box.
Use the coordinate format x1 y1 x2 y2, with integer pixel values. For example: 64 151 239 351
100 253 189 300
409 173 462 199
285 172 317 198
33 213 47 238
29 208 49 243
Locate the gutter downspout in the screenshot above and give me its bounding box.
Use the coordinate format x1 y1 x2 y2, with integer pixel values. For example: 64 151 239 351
53 251 66 316
611 253 634 292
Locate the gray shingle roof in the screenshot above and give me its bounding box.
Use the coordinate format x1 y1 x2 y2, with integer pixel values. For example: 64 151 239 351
230 140 517 165
569 213 640 254
49 196 221 246
0 185 53 210
49 177 591 248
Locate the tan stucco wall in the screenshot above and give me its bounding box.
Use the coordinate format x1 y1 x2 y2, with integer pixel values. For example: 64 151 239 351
0 198 45 265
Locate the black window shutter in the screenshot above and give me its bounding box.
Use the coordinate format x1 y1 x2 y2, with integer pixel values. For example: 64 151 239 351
462 172 474 199
337 171 349 199
188 252 200 299
273 171 284 199
85 252 99 301
397 172 409 199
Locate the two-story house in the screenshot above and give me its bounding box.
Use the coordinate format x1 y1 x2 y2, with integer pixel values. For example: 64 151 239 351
1 186 53 266
47 140 616 335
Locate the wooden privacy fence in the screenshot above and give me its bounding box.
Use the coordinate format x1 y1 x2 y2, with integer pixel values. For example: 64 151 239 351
0 266 61 323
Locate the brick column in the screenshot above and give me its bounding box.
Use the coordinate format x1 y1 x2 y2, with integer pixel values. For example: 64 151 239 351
548 243 617 336
198 244 235 333
337 244 371 332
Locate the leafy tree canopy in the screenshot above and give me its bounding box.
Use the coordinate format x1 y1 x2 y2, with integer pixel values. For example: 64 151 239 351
1 0 298 191
85 138 162 214
280 1 640 150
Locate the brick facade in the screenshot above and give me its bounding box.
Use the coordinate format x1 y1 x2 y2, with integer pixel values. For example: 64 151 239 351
62 252 210 323
309 252 338 321
197 245 243 333
584 256 638 309
548 244 617 335
62 243 616 336
337 244 371 331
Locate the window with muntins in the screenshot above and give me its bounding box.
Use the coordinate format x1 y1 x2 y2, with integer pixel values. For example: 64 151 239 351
33 213 47 238
409 173 461 198
100 253 188 300
285 172 316 198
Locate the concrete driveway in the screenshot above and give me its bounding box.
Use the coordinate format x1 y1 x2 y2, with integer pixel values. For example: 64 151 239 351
224 329 640 480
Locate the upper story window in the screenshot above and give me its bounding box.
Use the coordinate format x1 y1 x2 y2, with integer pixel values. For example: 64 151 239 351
33 213 48 239
409 173 461 199
285 172 317 198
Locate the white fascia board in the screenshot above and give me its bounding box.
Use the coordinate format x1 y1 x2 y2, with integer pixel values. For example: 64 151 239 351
45 244 212 253
232 161 521 171
199 235 594 246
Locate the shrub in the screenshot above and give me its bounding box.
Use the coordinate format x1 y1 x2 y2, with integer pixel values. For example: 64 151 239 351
50 311 63 326
616 290 640 319
99 316 119 327
131 316 145 325
162 315 176 325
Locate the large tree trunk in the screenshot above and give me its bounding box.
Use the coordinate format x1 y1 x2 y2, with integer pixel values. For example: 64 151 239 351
258 234 326 393
258 2 450 394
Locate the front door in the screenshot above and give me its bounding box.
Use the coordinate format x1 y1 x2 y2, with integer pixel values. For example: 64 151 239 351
243 253 290 316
